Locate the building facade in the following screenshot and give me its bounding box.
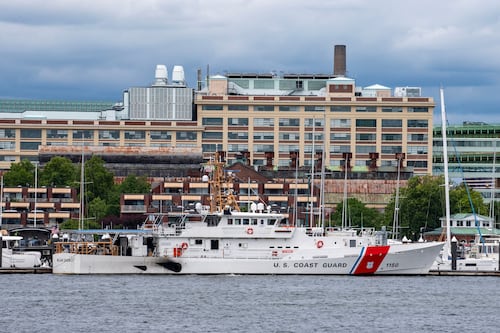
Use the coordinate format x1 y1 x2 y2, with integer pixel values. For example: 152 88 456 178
196 74 433 174
433 122 500 202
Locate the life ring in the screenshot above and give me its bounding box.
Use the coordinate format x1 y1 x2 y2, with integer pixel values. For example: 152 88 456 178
316 240 324 249
246 228 254 235
181 242 189 250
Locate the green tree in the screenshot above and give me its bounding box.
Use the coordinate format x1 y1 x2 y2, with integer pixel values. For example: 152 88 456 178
83 155 115 202
119 175 151 194
3 159 36 187
384 175 490 239
330 198 383 229
39 156 77 187
449 183 488 216
88 197 108 225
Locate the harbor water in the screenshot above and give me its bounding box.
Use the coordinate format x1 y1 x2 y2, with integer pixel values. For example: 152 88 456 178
2 274 498 333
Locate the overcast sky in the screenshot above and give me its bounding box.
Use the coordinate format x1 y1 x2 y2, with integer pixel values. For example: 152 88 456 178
1 0 499 125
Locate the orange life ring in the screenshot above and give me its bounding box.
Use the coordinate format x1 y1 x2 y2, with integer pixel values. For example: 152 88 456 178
181 242 189 250
316 240 324 248
246 228 254 235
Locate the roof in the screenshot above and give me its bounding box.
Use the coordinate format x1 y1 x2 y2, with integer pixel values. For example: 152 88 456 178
364 84 390 90
425 227 500 236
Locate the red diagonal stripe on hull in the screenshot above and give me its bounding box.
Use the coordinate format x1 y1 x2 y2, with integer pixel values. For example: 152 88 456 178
353 246 390 275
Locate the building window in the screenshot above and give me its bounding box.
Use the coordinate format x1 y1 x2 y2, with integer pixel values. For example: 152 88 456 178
407 146 428 154
46 129 68 139
228 144 248 152
279 106 299 112
408 107 428 112
279 133 300 141
254 105 274 112
330 106 351 112
278 145 299 153
202 118 223 125
0 129 16 138
228 105 249 111
382 134 402 141
176 131 197 141
73 130 94 140
124 131 145 140
228 118 248 126
20 142 41 150
382 119 402 128
202 105 223 111
381 107 402 112
304 105 325 112
408 120 428 128
202 132 223 140
279 118 300 127
203 144 223 152
305 118 324 127
356 106 376 112
331 119 351 128
331 145 351 153
356 133 376 141
254 144 274 152
149 131 171 140
330 133 350 141
254 118 274 127
254 132 274 140
305 133 324 141
408 133 428 141
356 119 376 128
407 160 428 168
21 129 41 138
99 130 120 140
381 146 402 154
0 141 15 149
356 145 376 154
228 132 248 140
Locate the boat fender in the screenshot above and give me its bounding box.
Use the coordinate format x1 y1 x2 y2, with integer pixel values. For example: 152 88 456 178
316 240 324 248
181 242 189 250
246 228 254 235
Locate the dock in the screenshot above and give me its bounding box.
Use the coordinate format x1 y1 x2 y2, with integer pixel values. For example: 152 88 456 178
428 270 500 276
0 267 52 274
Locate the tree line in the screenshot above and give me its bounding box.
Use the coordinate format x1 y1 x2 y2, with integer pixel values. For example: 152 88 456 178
3 156 150 229
329 175 497 239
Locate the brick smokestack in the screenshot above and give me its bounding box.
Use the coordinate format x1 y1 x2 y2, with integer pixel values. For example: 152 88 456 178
334 45 346 76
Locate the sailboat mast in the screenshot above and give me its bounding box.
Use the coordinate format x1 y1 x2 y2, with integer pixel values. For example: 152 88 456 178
440 88 452 253
79 147 84 230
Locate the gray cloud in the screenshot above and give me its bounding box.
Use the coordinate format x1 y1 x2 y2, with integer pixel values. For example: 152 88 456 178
1 0 499 124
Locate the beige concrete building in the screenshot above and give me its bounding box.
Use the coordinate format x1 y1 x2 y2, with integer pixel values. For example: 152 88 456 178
197 74 434 174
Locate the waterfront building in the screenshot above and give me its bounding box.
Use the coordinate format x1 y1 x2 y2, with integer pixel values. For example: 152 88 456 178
433 122 500 203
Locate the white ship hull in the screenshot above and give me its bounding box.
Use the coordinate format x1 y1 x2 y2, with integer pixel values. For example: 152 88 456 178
53 241 443 275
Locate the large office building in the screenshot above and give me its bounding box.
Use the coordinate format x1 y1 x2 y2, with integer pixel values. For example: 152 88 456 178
433 122 499 202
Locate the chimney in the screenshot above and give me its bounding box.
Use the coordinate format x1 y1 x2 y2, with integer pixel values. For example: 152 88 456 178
334 45 346 76
265 151 274 168
369 152 379 171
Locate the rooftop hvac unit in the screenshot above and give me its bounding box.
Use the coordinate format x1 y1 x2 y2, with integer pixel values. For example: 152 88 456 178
172 65 186 86
154 65 168 86
394 87 421 97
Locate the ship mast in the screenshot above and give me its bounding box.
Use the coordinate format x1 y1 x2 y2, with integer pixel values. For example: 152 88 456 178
208 152 240 213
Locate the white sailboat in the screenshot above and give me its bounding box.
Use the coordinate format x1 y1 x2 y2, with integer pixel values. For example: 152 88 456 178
431 88 499 273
